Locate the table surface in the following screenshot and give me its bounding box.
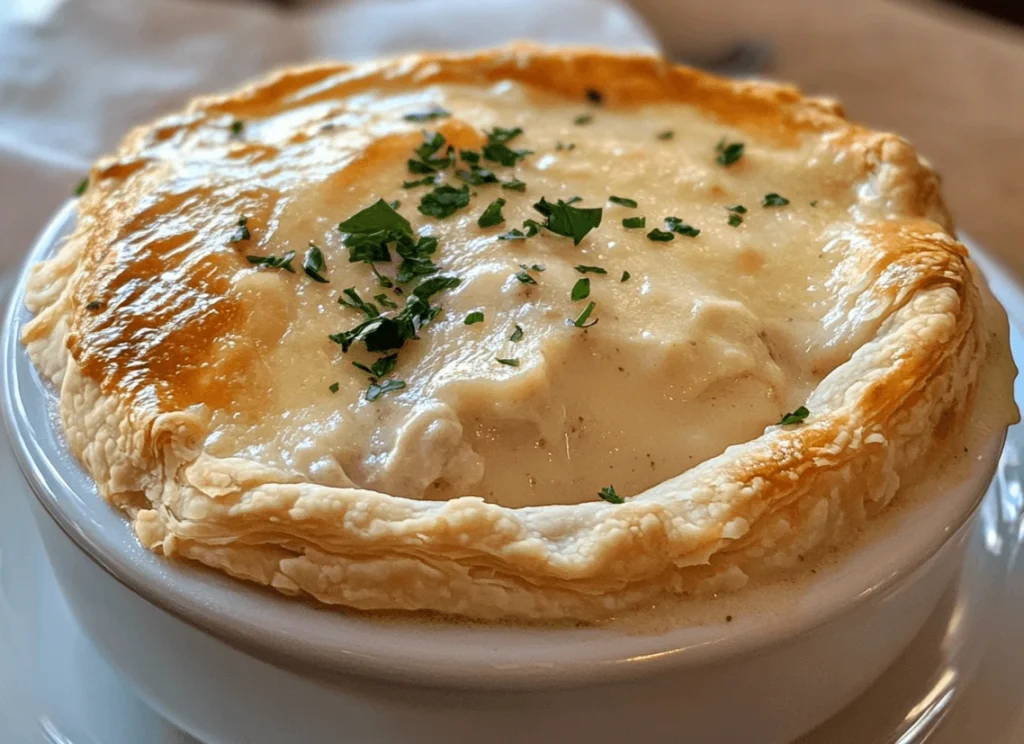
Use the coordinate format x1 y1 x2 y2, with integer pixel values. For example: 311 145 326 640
629 0 1024 275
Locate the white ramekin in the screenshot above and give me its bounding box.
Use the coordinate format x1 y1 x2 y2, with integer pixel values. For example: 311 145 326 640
1 202 1007 744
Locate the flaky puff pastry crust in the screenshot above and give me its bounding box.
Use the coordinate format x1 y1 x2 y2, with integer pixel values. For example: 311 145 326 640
21 45 1001 620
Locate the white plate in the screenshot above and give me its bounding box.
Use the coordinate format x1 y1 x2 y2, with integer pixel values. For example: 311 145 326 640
2 243 1024 743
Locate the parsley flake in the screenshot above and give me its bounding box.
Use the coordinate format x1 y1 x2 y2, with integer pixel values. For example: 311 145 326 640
555 142 576 151
715 139 745 167
779 406 810 425
419 184 470 219
665 216 700 237
464 311 485 325
366 379 406 401
329 382 340 393
727 204 747 214
403 108 450 122
478 198 506 228
375 293 398 309
85 300 103 312
598 485 624 504
352 353 398 380
620 271 630 282
230 119 244 137
810 200 818 207
74 177 88 197
496 357 520 367
574 114 593 125
247 251 296 272
585 88 603 104
338 287 379 318
403 176 436 189
762 193 790 207
303 242 329 283
502 178 526 192
499 228 526 240
647 228 674 242
514 270 537 285
533 197 602 245
572 301 597 328
230 215 251 243
456 165 498 185
609 196 638 208
482 127 531 166
460 149 481 164
656 130 674 141
622 216 646 229
408 131 454 173
728 213 743 227
510 324 524 342
574 265 607 274
571 277 591 302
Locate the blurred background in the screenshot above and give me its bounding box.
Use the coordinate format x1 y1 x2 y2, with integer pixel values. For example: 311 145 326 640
0 0 1020 276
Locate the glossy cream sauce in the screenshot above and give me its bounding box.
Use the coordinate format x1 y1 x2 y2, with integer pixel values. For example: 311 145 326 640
78 81 890 507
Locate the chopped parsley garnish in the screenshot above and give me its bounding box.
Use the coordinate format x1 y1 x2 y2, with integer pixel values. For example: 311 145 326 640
74 177 88 197
482 127 532 166
408 131 454 173
366 379 406 401
460 149 480 164
230 215 251 243
329 382 340 393
230 119 244 137
622 216 646 229
502 178 526 192
762 193 790 207
375 293 399 309
338 287 380 318
247 251 296 272
572 301 597 328
419 183 470 219
496 358 520 367
574 265 607 274
510 324 524 342
353 353 398 380
328 275 461 353
522 220 543 237
533 197 602 245
456 165 498 185
338 198 412 237
728 213 743 227
403 176 436 188
620 271 630 282
608 196 637 208
727 204 747 214
585 88 603 104
571 277 591 301
85 300 103 312
564 196 582 205
337 199 440 284
715 139 745 166
395 235 440 283
574 114 593 125
665 216 700 237
656 130 674 140
403 108 450 122
478 198 506 228
514 270 537 285
598 485 624 504
647 228 674 242
779 406 810 425
303 242 329 283
810 200 818 207
499 228 527 240
464 311 485 325
555 142 576 151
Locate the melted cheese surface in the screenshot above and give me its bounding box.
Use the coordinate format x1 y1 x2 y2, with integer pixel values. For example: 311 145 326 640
75 80 891 508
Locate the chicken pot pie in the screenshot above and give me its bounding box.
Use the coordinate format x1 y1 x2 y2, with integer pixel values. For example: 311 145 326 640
21 46 1016 620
